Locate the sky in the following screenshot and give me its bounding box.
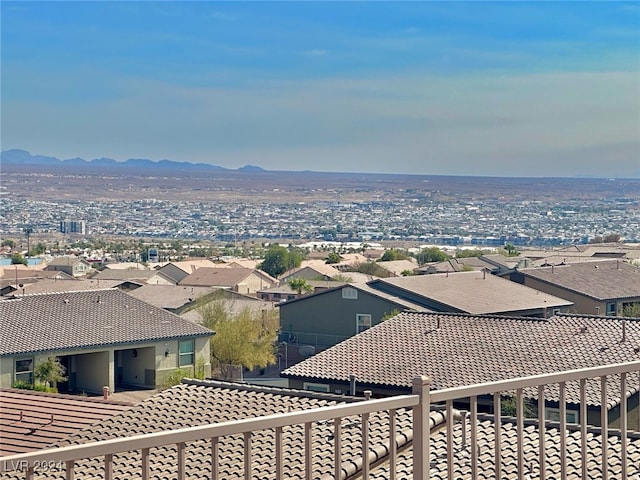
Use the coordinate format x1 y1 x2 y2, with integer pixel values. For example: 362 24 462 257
1 1 639 178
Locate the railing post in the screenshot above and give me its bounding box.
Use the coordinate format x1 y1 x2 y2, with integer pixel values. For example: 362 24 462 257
412 376 431 480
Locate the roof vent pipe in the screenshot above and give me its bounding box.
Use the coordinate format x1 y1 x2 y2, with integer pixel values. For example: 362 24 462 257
551 265 554 274
483 270 486 279
349 375 356 396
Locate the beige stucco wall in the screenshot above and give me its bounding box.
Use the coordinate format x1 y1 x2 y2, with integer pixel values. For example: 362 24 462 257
1 336 212 392
522 277 608 315
235 273 276 295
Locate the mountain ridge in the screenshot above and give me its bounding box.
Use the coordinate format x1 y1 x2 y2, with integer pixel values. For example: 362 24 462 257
0 149 264 172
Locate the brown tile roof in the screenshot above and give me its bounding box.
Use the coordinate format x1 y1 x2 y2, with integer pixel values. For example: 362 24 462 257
368 414 640 480
8 279 124 296
178 267 264 287
125 284 221 310
282 312 640 406
519 260 640 300
0 289 213 356
370 271 572 313
0 381 413 479
0 388 132 456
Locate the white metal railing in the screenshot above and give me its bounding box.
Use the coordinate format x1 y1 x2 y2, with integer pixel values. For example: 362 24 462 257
0 391 424 480
427 360 640 480
1 361 639 480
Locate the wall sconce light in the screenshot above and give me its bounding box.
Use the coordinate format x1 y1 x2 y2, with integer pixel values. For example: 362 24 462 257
164 349 170 357
132 349 138 358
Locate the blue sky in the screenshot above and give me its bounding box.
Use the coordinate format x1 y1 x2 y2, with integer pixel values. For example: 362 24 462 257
2 1 639 177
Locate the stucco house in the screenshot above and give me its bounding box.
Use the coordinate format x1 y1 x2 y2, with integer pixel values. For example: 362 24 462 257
278 283 428 348
178 267 278 295
368 270 573 317
43 257 92 278
282 311 640 428
0 289 214 395
511 259 640 316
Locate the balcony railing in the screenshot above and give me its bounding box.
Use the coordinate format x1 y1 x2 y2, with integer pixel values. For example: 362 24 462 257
1 360 639 480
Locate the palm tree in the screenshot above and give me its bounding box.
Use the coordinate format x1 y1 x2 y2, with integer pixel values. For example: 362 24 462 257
23 226 33 258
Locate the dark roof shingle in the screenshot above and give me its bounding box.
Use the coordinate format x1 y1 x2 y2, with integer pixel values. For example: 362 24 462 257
0 290 213 356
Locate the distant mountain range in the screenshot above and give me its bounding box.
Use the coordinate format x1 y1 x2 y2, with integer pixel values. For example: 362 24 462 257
0 149 265 172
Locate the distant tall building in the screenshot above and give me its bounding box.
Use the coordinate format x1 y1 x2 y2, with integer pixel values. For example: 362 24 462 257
60 220 86 235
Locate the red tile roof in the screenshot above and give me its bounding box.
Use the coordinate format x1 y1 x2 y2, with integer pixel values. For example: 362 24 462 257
0 388 132 456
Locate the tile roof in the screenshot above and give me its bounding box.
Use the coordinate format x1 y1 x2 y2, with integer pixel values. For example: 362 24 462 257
125 284 221 310
0 380 412 479
519 260 640 300
91 269 170 283
0 388 132 456
178 267 266 287
8 279 124 296
0 289 214 356
45 257 88 267
369 271 572 314
367 414 640 480
282 312 640 406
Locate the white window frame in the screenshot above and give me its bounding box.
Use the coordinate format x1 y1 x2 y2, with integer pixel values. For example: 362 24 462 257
342 287 358 300
15 357 34 385
356 313 372 333
303 382 330 392
178 340 195 367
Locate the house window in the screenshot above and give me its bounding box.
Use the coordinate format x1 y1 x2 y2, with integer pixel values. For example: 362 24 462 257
303 382 330 393
15 358 34 385
545 407 578 424
606 302 617 316
356 314 372 333
179 340 195 366
342 287 358 300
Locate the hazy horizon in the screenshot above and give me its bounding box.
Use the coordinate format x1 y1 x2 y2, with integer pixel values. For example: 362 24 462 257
2 2 639 178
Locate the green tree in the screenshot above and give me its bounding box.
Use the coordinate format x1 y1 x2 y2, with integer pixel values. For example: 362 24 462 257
622 303 640 318
1 239 15 248
415 247 449 264
34 357 67 391
11 253 27 265
200 299 279 380
30 242 46 256
259 245 304 278
288 278 314 295
503 243 519 256
380 248 408 262
325 252 342 264
351 261 390 278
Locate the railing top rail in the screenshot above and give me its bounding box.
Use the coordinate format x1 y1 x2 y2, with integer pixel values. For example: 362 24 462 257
430 360 640 403
0 393 419 468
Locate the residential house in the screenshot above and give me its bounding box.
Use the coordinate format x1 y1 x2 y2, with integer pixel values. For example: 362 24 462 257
368 270 573 317
416 256 497 275
511 260 640 316
43 257 92 278
2 278 131 297
0 289 214 394
279 261 343 282
91 267 175 286
281 311 640 427
0 388 131 456
178 267 278 295
125 284 222 315
375 259 419 277
153 259 217 284
258 279 345 303
278 283 428 348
